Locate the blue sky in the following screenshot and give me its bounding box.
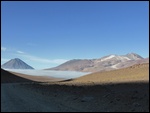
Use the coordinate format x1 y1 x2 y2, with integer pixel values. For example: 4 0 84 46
1 1 149 69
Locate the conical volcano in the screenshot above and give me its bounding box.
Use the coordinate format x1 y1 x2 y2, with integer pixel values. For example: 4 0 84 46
1 58 34 69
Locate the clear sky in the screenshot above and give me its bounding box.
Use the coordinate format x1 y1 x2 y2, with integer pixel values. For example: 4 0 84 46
1 1 149 69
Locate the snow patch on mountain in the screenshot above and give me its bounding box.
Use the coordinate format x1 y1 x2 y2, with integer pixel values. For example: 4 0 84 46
111 63 120 69
116 56 131 61
101 55 116 61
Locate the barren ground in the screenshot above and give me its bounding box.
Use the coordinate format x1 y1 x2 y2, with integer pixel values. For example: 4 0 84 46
1 63 149 112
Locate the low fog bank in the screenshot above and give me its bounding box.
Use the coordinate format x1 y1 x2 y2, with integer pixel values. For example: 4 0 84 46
3 69 91 79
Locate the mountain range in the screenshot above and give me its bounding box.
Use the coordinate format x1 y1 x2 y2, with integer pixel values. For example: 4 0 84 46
46 53 149 72
1 58 34 69
1 53 148 72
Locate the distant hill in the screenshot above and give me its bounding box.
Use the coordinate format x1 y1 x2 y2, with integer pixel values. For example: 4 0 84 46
1 58 34 69
46 53 148 72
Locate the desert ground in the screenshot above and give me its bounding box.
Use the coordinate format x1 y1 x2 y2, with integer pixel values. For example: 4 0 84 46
1 63 149 112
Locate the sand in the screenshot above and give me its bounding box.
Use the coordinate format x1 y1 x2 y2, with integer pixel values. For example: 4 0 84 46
1 63 149 112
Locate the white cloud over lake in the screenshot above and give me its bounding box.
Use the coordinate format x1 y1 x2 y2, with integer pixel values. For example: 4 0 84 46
3 69 90 79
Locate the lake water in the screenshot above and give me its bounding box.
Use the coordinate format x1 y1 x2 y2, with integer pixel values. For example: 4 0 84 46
3 69 91 79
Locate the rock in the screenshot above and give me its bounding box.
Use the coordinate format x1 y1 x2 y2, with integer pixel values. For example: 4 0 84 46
103 93 110 98
131 109 135 112
131 96 138 100
110 101 113 103
81 96 94 102
73 97 78 100
133 102 141 107
116 98 120 101
134 90 138 94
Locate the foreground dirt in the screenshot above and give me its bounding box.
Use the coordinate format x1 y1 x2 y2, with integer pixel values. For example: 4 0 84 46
1 83 66 112
1 82 149 112
1 63 149 112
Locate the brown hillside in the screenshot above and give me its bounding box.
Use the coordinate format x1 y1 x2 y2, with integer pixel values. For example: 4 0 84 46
68 63 149 85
